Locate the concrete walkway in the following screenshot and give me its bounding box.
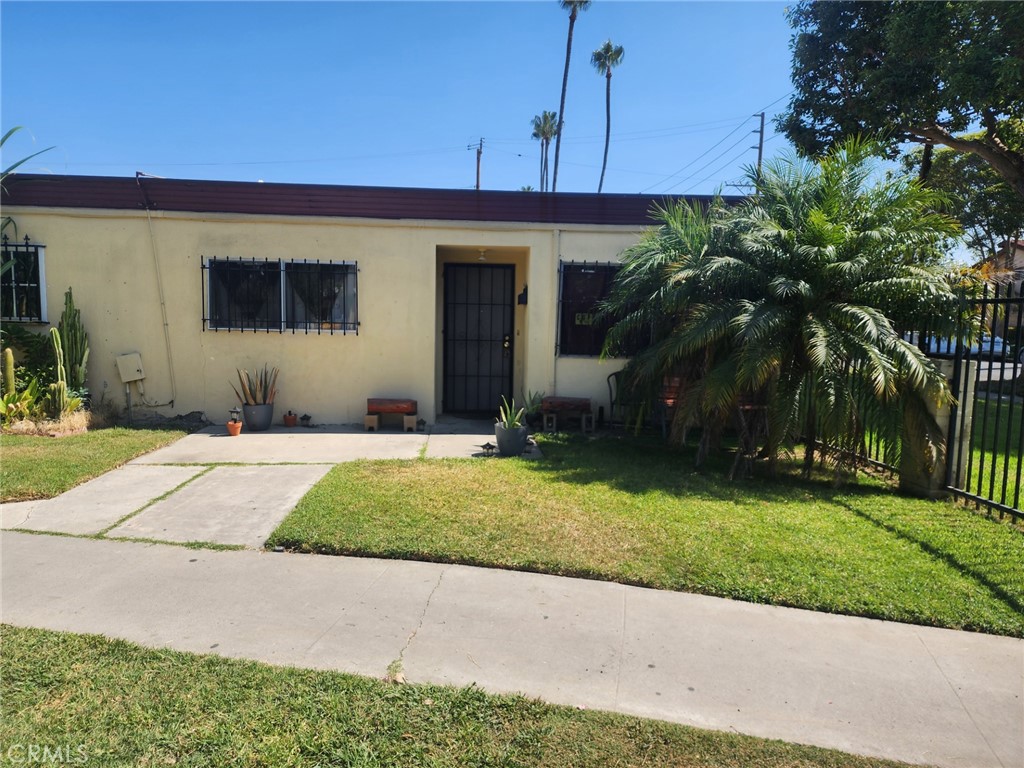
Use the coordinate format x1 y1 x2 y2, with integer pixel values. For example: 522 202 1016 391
1 421 537 546
2 422 1022 767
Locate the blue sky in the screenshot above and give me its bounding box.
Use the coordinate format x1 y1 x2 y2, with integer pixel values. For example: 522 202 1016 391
1 1 795 194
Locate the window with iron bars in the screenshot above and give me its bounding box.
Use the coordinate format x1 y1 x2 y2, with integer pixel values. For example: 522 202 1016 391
203 257 358 334
557 261 620 356
1 235 47 323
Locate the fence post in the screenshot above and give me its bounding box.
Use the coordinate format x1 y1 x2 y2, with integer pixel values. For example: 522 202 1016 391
900 358 974 498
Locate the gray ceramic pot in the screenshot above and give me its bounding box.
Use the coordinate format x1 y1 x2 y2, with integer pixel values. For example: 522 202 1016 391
495 424 528 457
242 403 274 432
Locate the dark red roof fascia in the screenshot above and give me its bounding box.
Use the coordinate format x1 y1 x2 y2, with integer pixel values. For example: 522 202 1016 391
1 174 738 227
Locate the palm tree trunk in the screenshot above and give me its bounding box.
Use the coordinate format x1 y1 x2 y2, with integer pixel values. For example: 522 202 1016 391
543 139 550 192
598 70 611 193
552 9 577 193
539 142 545 191
803 398 817 477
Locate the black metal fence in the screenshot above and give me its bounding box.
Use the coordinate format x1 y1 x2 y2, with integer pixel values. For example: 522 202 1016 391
944 283 1024 521
810 282 1024 521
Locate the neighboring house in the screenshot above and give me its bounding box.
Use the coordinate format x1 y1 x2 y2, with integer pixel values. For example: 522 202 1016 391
993 239 1024 282
975 239 1024 329
1 174 733 424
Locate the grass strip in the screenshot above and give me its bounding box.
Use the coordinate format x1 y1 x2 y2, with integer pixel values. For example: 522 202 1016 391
269 434 1024 637
0 428 186 502
0 625 910 768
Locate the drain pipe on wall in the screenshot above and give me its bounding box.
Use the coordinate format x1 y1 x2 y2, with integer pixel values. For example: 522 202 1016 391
551 228 561 396
135 172 176 409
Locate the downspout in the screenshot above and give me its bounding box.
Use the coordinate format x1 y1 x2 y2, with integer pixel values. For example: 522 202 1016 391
552 228 561 395
135 172 176 408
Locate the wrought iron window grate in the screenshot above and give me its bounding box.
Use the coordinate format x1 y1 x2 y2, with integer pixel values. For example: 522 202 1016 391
556 260 621 357
201 256 359 334
1 234 46 323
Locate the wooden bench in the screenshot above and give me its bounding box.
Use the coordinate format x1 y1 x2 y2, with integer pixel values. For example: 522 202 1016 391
365 398 418 432
541 396 593 433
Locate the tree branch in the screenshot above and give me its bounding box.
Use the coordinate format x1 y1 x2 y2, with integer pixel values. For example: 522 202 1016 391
910 124 1024 199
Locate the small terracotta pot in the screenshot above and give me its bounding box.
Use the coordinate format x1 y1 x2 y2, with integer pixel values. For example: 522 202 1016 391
283 413 298 427
226 420 242 436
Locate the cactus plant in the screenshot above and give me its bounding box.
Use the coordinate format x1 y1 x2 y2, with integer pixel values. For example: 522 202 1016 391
2 347 14 396
58 287 89 390
44 327 70 418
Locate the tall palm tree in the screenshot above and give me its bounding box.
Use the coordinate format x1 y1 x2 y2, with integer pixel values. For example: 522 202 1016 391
602 139 964 475
591 40 624 193
531 110 558 192
551 0 591 193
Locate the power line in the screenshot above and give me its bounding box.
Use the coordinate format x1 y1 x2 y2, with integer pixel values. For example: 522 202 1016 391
488 145 685 179
639 117 752 193
683 146 760 194
640 92 793 193
658 128 757 194
486 114 757 146
59 146 468 168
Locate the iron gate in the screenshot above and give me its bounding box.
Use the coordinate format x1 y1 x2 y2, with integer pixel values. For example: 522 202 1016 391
945 283 1024 521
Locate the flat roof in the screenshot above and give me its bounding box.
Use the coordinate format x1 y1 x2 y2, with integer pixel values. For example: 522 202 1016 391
1 174 738 227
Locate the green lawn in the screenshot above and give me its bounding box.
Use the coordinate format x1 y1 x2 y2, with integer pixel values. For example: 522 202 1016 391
948 397 1023 514
0 428 186 502
269 435 1024 637
0 625 910 768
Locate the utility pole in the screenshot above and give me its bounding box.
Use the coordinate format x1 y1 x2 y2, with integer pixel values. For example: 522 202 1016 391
751 112 765 178
475 138 484 190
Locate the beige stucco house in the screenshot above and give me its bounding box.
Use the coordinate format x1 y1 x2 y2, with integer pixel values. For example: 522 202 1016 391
1 174 726 425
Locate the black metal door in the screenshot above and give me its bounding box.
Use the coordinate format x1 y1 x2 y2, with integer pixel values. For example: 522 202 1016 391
443 264 515 414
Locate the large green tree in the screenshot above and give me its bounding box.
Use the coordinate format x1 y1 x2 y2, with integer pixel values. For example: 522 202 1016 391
551 0 590 193
531 110 558 192
778 1 1024 198
908 120 1024 261
603 140 962 475
591 40 624 194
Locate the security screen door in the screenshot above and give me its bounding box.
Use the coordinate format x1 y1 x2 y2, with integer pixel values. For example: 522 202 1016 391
443 264 515 414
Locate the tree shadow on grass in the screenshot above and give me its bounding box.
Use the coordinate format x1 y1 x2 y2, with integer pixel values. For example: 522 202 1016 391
832 497 1024 624
526 432 900 506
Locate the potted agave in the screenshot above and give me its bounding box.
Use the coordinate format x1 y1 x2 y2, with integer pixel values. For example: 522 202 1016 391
232 364 278 432
495 396 529 457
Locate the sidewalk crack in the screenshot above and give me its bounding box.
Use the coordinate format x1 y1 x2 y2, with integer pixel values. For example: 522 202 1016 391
613 585 628 706
915 630 1006 767
389 566 447 681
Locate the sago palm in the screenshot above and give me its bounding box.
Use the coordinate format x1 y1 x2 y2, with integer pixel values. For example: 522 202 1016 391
591 40 624 193
603 138 963 475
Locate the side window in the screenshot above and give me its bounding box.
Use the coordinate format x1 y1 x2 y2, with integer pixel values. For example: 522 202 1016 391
204 257 359 334
284 262 358 333
558 262 619 356
207 259 282 331
1 235 46 323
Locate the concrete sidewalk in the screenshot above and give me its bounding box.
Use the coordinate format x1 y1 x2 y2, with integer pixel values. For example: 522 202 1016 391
0 421 540 547
2 424 1022 766
3 532 1021 768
